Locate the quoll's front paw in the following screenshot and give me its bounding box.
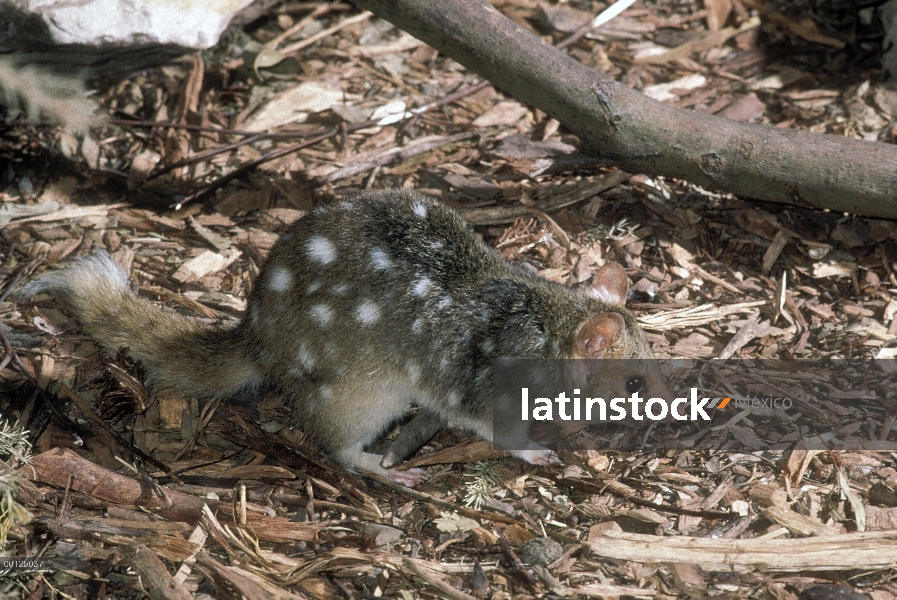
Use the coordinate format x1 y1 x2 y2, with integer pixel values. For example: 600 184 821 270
344 451 429 488
510 443 564 467
384 467 428 487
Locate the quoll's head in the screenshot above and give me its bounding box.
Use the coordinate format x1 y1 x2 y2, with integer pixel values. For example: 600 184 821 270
570 262 673 406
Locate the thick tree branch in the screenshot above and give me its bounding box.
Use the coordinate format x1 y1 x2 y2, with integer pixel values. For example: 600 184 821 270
352 0 897 217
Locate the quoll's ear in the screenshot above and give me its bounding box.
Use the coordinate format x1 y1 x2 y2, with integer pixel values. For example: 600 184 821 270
590 262 629 306
575 313 625 358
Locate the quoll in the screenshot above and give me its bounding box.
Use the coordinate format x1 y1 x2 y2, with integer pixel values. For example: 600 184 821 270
23 189 669 485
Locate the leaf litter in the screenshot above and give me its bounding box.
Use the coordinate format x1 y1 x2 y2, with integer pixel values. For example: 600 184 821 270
1 0 897 597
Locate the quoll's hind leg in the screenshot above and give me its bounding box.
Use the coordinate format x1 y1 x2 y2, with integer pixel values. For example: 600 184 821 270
334 442 428 487
299 378 429 487
314 380 426 487
380 411 445 469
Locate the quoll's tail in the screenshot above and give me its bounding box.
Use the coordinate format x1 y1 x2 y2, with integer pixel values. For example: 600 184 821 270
21 250 258 399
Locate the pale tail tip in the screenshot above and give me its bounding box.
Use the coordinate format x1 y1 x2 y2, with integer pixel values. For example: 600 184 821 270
18 249 130 299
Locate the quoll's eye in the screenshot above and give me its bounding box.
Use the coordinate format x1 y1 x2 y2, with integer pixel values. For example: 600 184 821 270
625 376 645 394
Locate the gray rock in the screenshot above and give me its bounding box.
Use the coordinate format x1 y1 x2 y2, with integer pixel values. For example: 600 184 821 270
521 537 563 567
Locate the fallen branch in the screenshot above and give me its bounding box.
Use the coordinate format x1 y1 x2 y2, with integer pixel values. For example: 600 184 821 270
26 448 328 544
589 529 897 571
350 0 897 217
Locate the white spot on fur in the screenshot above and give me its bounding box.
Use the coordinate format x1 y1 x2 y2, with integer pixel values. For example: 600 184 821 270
310 304 333 326
370 248 393 271
438 295 453 309
332 283 349 295
356 301 381 324
320 385 333 400
412 201 427 218
430 240 444 250
411 277 432 297
297 343 315 370
447 391 461 405
307 236 336 265
307 280 322 294
407 361 420 384
268 266 293 292
440 357 450 372
412 318 424 333
479 339 495 354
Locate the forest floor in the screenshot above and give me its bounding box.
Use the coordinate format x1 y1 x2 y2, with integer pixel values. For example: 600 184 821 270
2 0 897 597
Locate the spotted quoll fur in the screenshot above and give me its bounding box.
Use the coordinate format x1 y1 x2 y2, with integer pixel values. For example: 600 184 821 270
22 189 668 485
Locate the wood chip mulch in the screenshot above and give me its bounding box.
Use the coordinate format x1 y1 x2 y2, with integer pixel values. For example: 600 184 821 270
2 0 897 597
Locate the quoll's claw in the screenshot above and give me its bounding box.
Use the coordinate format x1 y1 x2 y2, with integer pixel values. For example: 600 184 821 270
510 447 564 467
348 451 429 487
385 467 428 487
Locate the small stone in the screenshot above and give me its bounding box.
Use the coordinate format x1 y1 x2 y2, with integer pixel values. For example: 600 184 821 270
521 536 563 567
362 524 403 547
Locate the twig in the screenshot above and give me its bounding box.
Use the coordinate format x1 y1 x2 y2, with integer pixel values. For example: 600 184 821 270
557 0 640 49
360 472 524 526
404 559 480 600
305 478 316 522
265 2 335 50
460 170 630 225
279 11 373 54
0 269 26 305
555 477 734 518
110 118 264 137
148 132 268 179
324 131 477 182
327 573 355 600
121 545 194 600
412 80 491 114
171 131 333 209
348 55 419 95
497 532 538 590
